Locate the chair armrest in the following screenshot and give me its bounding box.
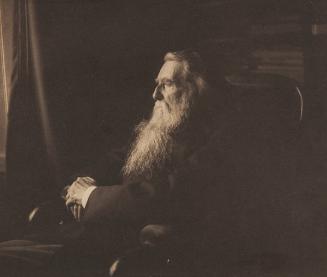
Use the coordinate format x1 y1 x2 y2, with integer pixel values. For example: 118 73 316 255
109 245 179 277
109 224 197 277
27 198 72 226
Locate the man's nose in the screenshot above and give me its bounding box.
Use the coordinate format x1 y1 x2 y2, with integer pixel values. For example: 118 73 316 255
153 86 163 101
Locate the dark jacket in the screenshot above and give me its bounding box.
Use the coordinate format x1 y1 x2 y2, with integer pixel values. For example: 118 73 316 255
78 100 238 260
79 93 300 269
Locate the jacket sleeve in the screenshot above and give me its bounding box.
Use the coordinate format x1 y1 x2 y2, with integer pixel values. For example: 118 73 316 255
81 130 231 228
68 146 127 187
82 179 170 226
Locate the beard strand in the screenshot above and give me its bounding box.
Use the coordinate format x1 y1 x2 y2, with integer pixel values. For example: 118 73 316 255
122 93 192 180
122 121 172 180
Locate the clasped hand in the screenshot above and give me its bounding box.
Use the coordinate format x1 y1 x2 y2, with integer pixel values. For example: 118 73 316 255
64 177 96 221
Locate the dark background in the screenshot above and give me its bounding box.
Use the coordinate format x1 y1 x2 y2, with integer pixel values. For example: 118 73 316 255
35 0 196 180
32 0 327 180
1 0 327 252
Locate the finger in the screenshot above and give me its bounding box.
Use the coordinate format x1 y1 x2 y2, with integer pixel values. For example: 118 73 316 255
74 205 78 220
77 205 82 221
78 177 96 187
65 191 71 201
83 177 96 185
70 205 74 217
71 204 78 220
68 182 84 198
61 186 70 200
76 205 80 221
66 197 75 207
67 182 76 195
76 178 92 188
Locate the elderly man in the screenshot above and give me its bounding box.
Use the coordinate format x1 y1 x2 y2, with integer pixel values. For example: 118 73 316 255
66 50 224 220
0 50 232 276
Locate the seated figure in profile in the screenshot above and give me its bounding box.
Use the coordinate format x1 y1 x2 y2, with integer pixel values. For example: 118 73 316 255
0 49 234 276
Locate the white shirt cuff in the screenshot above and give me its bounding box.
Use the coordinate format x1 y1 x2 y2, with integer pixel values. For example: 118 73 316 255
82 186 97 208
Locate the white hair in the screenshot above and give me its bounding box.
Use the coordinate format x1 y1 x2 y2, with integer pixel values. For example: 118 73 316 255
122 85 192 180
164 50 209 97
122 50 209 180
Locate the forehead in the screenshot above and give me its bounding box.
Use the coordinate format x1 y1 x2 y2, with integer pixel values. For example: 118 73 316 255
157 60 183 81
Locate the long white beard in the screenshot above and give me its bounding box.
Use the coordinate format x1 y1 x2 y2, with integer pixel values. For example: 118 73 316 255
122 94 192 180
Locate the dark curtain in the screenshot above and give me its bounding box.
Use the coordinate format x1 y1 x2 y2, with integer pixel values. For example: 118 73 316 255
5 0 56 232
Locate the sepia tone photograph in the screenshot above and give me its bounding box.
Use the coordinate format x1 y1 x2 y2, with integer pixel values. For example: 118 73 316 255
0 0 326 276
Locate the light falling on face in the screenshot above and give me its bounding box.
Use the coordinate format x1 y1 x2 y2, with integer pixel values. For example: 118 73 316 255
122 60 195 179
151 60 187 127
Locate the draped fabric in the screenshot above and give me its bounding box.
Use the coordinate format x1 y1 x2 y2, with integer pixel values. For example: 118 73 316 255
2 0 193 236
0 0 14 173
5 0 56 233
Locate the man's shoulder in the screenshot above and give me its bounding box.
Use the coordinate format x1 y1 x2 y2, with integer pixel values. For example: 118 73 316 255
190 115 237 161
